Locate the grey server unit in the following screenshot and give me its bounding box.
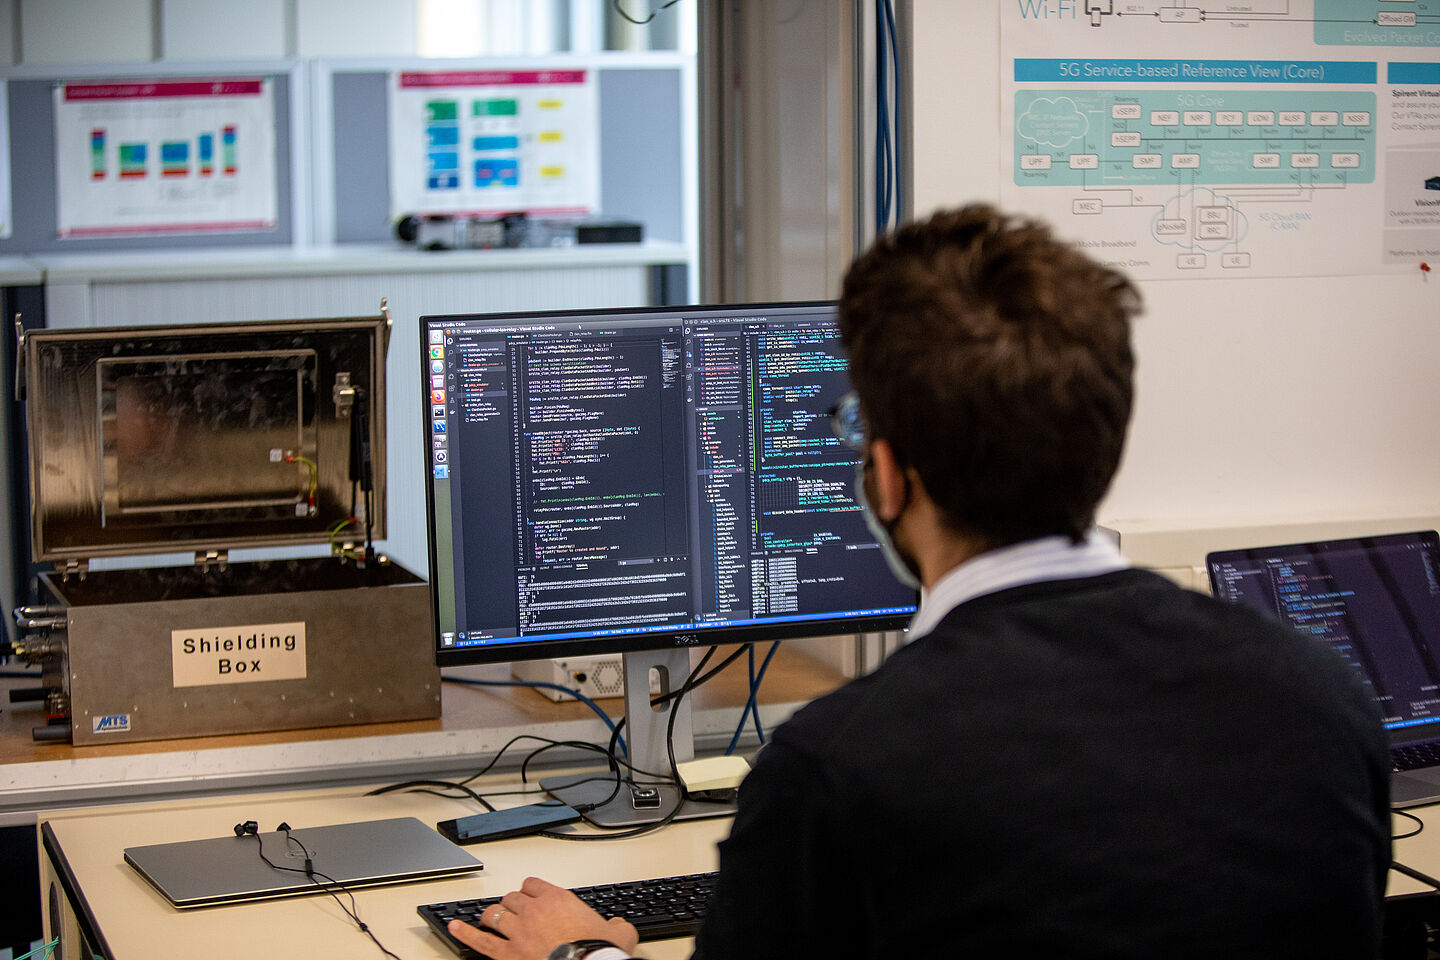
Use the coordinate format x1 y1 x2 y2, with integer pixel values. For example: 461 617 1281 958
10 308 439 745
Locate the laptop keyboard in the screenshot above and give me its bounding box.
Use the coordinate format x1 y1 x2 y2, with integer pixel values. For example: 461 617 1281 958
419 871 718 958
1392 740 1440 772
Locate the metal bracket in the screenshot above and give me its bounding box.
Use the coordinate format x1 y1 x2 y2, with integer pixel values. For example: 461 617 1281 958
59 558 88 581
195 549 229 571
333 372 356 417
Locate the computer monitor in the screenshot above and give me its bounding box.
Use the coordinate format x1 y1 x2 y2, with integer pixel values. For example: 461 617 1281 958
421 301 916 825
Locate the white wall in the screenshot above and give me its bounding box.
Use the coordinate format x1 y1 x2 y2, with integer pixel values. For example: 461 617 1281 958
908 0 1440 530
296 0 418 58
20 0 154 63
162 0 290 61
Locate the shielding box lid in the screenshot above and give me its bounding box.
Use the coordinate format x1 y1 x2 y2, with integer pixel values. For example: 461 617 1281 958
21 314 390 562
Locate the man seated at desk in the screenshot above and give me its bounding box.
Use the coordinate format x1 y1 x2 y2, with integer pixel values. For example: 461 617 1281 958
448 205 1391 959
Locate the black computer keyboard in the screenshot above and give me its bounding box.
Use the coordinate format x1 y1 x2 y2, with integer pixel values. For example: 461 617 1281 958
1393 740 1440 771
418 871 718 958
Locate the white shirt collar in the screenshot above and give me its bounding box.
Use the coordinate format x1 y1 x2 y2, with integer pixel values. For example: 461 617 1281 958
905 529 1130 641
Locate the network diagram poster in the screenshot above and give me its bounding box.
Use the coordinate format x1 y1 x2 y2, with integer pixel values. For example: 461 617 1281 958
1001 1 1440 279
53 78 278 239
388 69 599 219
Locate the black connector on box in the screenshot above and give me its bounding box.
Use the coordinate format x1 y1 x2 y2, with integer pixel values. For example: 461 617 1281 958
576 221 643 244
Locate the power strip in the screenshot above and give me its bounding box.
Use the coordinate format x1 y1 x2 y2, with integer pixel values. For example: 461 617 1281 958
512 655 660 702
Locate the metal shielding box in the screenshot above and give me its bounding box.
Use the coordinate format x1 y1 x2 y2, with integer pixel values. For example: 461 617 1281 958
44 560 436 745
19 315 440 745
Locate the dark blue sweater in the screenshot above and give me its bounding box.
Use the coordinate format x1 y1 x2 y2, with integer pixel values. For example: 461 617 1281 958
695 568 1390 958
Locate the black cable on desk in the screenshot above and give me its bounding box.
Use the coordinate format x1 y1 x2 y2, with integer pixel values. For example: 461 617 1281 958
367 779 497 812
364 733 670 819
538 646 718 842
240 826 403 960
1393 808 1426 841
374 645 755 835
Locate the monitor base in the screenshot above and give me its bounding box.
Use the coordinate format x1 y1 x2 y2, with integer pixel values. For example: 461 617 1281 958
540 772 736 828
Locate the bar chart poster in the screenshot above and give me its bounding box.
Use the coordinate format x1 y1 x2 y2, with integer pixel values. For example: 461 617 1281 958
388 69 598 219
54 78 277 238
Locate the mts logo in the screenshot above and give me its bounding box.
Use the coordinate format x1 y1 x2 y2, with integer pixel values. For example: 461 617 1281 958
93 713 131 734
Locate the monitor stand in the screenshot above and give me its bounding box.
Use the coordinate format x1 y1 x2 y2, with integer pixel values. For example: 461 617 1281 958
540 648 737 828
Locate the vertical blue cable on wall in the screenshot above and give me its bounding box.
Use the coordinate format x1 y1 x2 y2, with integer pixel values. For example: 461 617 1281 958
874 0 902 234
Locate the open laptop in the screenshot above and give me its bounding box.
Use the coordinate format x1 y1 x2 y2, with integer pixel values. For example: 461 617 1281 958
125 817 483 908
1207 530 1440 808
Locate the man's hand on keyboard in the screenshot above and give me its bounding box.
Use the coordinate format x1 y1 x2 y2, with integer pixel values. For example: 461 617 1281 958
447 876 640 960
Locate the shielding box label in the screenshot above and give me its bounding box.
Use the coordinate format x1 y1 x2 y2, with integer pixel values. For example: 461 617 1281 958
172 621 307 687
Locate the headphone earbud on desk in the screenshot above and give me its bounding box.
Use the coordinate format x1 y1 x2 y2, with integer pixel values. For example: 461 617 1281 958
228 818 390 954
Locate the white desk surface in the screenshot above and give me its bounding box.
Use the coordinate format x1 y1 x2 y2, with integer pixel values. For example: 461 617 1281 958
40 777 1434 957
1392 805 1440 892
1388 865 1436 899
43 780 727 959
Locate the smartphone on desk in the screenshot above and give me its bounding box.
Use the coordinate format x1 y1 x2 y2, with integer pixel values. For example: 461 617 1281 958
437 802 582 845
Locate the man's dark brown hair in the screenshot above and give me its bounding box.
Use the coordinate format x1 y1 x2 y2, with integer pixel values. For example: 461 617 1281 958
838 204 1141 546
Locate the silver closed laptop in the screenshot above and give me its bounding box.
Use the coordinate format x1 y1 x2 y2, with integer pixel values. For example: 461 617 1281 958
124 816 483 908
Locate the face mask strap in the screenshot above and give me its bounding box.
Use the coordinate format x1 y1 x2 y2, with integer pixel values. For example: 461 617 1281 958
858 456 922 590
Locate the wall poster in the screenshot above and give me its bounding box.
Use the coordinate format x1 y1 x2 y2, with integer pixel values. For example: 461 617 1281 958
388 69 599 220
53 77 278 239
1000 1 1440 279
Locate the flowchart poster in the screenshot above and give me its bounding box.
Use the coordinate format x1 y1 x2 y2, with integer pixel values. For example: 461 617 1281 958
54 78 277 239
388 69 599 219
1001 1 1440 279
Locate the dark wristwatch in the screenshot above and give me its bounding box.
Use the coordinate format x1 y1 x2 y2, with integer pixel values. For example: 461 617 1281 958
546 940 624 960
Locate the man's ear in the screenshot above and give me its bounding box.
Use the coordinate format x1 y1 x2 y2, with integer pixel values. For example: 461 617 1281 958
867 438 909 524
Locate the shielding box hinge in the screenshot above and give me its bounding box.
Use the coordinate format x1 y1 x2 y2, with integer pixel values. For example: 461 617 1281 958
195 549 229 570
